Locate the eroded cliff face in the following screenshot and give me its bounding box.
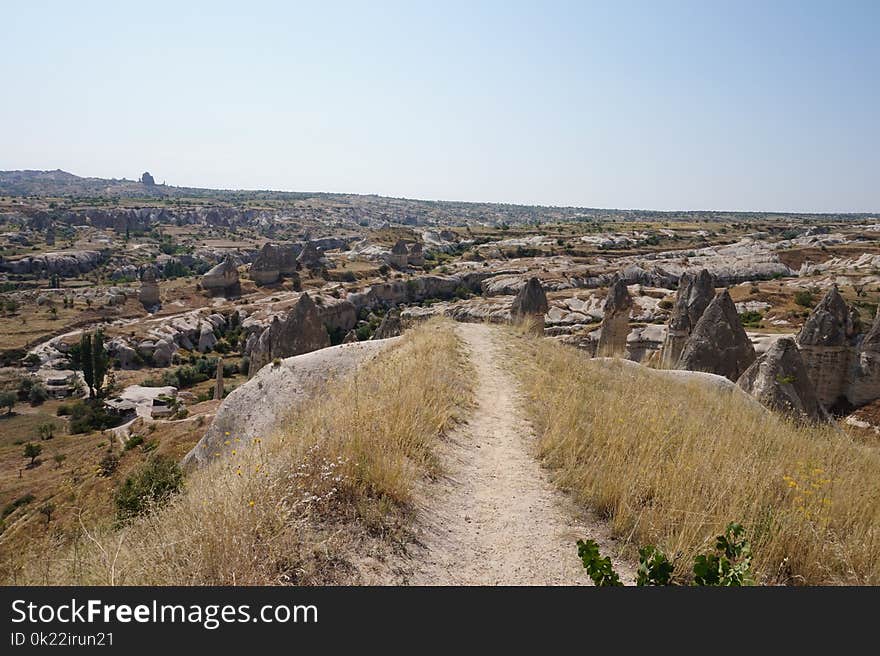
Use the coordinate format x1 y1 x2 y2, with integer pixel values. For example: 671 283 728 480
246 293 331 376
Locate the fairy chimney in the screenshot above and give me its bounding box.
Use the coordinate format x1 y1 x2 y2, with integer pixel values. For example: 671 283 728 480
660 269 714 367
678 289 756 381
796 285 859 409
596 278 633 358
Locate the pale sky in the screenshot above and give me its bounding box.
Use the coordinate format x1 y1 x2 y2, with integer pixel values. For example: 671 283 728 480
2 1 878 213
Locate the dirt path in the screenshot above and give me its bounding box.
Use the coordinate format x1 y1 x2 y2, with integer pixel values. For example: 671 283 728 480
409 323 633 585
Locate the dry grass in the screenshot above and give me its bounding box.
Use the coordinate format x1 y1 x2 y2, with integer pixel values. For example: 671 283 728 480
508 331 880 585
3 319 471 585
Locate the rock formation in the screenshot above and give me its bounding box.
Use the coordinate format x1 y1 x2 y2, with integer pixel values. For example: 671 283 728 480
510 277 548 329
200 254 240 296
140 171 155 186
387 240 411 269
408 242 425 267
660 269 714 367
297 241 325 274
596 279 633 358
736 337 824 422
108 338 138 369
138 265 160 309
152 338 177 367
197 322 217 353
0 250 103 276
796 285 859 409
247 293 331 375
45 223 55 246
250 242 282 285
183 339 400 470
678 289 756 381
373 310 402 339
250 242 301 285
848 309 880 406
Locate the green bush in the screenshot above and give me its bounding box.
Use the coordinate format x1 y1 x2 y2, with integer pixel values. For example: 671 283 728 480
0 391 16 414
23 442 42 466
2 493 35 519
739 310 763 328
69 400 122 434
577 522 753 586
114 456 183 521
123 434 144 451
794 291 815 308
576 539 621 586
28 383 49 406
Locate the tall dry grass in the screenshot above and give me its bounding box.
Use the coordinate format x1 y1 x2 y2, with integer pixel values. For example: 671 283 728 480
509 332 880 585
3 320 471 585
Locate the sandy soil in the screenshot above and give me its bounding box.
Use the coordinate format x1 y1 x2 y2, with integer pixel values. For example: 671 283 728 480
409 323 633 585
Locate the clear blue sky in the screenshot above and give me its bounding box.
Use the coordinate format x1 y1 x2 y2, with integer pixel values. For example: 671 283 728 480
2 1 878 213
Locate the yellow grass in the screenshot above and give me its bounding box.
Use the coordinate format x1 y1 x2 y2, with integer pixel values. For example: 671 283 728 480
3 319 471 585
509 332 880 585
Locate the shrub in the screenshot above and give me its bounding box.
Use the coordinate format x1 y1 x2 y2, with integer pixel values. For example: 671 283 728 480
577 522 752 586
739 310 763 328
794 291 815 308
37 423 56 440
576 539 621 586
124 434 144 451
23 442 42 466
0 391 16 414
69 400 122 434
98 453 119 477
1 493 35 519
28 383 49 406
39 503 55 524
114 456 183 522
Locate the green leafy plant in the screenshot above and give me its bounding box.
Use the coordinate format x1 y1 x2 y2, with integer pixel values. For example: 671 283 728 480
577 522 753 586
114 455 183 521
636 545 674 586
23 442 42 466
794 291 815 308
692 522 752 586
576 539 622 586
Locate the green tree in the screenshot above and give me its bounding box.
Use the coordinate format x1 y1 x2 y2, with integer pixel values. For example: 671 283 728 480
70 330 109 398
92 329 109 398
23 442 42 466
39 503 55 525
0 391 15 414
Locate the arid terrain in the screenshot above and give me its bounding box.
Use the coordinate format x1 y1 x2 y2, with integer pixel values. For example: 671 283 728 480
1 169 879 585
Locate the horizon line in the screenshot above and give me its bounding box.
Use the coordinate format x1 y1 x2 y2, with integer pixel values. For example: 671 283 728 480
3 168 879 218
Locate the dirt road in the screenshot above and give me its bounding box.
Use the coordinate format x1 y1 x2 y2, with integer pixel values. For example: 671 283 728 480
410 323 632 585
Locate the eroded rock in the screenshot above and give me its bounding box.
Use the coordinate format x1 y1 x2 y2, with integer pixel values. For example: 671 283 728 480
678 289 756 381
596 278 633 357
737 337 824 422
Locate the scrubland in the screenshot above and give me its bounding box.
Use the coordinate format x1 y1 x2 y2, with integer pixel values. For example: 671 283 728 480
2 320 470 585
509 330 880 585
